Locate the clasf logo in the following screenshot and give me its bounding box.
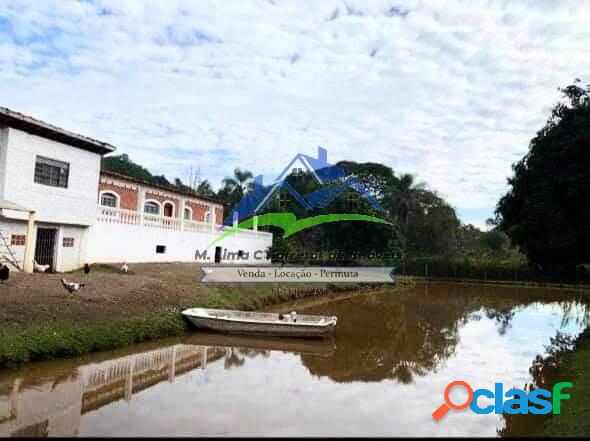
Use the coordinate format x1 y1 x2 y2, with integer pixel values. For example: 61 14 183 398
432 380 572 421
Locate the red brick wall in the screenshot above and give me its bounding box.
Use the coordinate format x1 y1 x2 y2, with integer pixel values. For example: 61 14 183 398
145 193 180 217
98 182 138 211
186 201 208 221
215 207 223 225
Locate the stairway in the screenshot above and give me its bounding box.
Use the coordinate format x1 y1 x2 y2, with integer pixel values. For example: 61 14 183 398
0 230 21 271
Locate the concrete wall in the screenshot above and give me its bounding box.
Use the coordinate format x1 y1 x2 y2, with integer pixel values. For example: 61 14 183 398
1 127 101 226
0 127 9 198
0 219 88 272
86 222 272 264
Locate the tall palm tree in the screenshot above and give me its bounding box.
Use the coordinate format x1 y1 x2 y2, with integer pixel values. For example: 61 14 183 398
221 168 254 198
219 168 254 214
385 173 423 233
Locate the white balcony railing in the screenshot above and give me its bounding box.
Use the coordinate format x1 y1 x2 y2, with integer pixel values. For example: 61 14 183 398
96 206 272 239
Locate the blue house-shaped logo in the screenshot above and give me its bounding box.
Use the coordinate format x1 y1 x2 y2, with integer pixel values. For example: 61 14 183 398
222 146 383 227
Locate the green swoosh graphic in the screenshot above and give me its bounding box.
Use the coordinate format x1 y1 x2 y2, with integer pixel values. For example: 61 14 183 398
208 212 392 247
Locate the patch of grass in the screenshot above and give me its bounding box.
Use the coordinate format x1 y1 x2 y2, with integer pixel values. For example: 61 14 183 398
0 280 415 369
0 308 189 369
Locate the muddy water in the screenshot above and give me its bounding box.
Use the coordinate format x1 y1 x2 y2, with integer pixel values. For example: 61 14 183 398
1 282 588 437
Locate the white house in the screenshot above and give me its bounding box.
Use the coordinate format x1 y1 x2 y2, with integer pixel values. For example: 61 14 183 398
0 106 272 272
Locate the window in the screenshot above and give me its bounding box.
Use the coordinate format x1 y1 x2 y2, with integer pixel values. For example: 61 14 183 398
63 237 75 247
100 192 118 208
205 212 211 223
144 201 160 215
346 192 359 209
156 245 166 254
34 156 69 188
184 207 192 220
11 235 26 246
279 192 290 208
291 167 303 183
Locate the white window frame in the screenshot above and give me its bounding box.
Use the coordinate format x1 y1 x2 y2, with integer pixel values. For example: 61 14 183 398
183 206 193 221
99 190 120 208
144 199 162 215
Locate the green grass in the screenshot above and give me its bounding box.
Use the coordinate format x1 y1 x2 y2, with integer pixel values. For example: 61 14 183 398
540 329 590 436
0 309 188 369
0 280 411 369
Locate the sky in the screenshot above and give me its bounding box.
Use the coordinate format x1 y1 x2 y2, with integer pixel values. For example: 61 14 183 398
1 0 589 229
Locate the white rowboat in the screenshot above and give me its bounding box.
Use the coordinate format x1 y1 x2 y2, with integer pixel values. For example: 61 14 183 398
182 308 338 339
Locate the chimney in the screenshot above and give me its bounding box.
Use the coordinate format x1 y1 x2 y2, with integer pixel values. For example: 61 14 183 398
254 175 264 192
318 146 327 164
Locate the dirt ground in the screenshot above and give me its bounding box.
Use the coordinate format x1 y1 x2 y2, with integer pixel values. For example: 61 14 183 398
0 263 216 327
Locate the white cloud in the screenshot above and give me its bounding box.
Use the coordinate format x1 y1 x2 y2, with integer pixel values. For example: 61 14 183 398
1 0 588 225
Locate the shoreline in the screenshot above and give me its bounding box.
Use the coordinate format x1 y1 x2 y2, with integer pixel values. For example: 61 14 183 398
0 273 415 370
406 275 590 291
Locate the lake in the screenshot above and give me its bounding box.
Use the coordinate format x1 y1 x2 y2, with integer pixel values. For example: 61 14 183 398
1 282 588 437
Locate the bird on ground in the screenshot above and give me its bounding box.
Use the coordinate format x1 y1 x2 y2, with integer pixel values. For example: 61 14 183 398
120 262 129 274
84 263 90 275
61 278 85 294
33 260 50 273
0 263 9 283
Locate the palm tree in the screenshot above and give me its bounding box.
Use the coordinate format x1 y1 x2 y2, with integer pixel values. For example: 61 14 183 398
221 168 254 198
386 173 422 233
218 168 254 214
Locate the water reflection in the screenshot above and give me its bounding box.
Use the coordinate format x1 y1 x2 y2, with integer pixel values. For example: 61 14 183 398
0 282 588 437
0 344 222 437
298 283 588 385
0 333 337 437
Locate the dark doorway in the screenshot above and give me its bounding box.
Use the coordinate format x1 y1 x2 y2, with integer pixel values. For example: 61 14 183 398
35 228 56 270
215 246 222 264
163 203 174 217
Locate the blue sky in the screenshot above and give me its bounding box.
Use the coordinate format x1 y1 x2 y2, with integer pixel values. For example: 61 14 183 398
1 0 589 229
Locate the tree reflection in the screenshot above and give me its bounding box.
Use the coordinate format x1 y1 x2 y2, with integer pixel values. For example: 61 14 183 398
298 284 477 383
298 284 589 385
498 331 577 437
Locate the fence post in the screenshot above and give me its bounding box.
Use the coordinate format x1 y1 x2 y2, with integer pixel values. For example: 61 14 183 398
425 262 428 278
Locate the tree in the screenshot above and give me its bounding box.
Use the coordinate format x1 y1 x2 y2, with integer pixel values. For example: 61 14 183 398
384 173 425 234
196 179 215 197
495 80 590 272
404 189 461 256
218 168 254 215
101 154 152 180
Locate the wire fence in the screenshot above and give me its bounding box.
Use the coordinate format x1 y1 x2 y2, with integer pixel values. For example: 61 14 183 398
398 258 590 286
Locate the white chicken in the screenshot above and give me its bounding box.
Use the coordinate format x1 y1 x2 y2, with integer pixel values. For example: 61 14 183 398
120 262 129 274
33 260 50 273
61 278 85 294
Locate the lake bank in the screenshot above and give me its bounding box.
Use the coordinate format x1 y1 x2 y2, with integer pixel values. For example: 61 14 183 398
2 282 588 436
0 262 414 369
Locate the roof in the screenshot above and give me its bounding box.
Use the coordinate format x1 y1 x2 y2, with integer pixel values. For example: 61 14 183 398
100 169 223 205
0 106 116 155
